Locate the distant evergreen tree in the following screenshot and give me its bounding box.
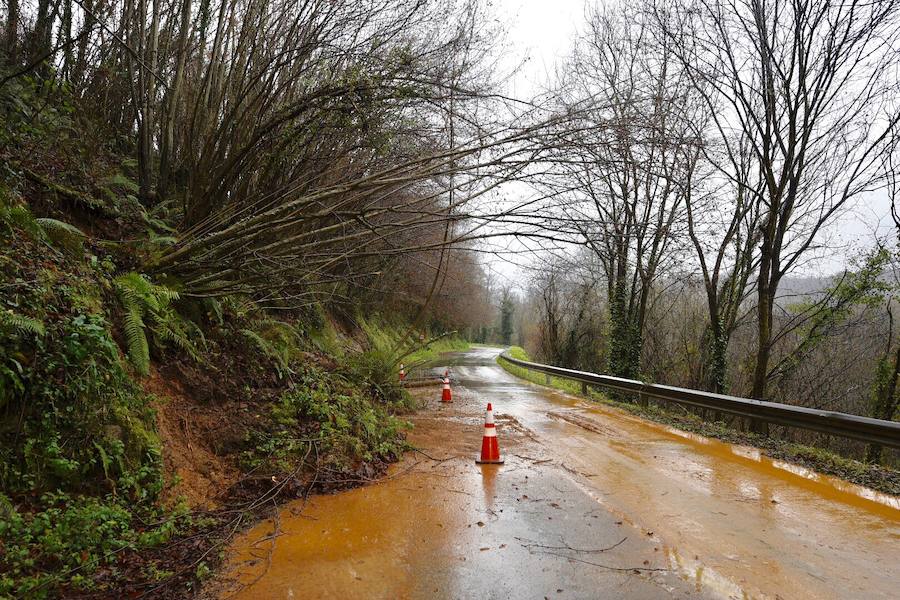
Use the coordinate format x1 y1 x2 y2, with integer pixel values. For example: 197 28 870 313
499 290 514 346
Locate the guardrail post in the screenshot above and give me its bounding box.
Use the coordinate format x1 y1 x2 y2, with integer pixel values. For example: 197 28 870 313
581 381 587 395
544 373 551 385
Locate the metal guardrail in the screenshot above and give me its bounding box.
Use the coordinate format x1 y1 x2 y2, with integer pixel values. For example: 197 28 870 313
499 351 900 449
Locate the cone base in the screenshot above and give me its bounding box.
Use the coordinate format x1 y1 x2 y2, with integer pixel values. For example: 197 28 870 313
475 457 504 464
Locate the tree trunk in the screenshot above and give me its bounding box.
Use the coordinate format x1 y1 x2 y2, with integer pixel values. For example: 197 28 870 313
865 344 900 464
703 316 728 395
5 0 19 65
750 242 774 435
73 0 95 86
137 0 160 203
158 0 191 201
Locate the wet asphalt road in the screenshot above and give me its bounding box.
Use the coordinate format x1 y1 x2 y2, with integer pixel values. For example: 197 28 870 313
218 347 900 599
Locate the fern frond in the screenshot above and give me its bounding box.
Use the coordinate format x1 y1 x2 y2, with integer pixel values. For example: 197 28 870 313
1 203 43 239
104 173 140 194
142 213 177 234
123 304 150 375
115 271 198 370
114 272 179 311
241 329 274 356
152 308 205 362
35 218 87 253
226 296 258 319
241 328 291 377
204 298 224 325
148 233 178 247
0 310 45 336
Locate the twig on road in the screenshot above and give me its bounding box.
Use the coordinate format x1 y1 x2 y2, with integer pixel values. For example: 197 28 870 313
513 453 552 463
516 536 628 553
412 448 457 462
516 536 667 573
533 549 670 573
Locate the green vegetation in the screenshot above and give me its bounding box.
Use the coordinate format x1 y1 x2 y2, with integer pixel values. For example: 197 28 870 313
498 347 900 495
352 318 468 388
403 335 470 366
114 271 203 375
499 346 591 398
242 363 412 474
0 493 191 598
0 195 423 595
0 198 175 595
0 4 490 596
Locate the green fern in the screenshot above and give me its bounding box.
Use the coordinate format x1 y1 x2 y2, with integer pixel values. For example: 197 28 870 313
240 318 303 378
0 201 43 239
241 329 281 366
122 304 150 374
114 272 200 375
154 313 205 363
36 217 86 253
0 310 45 337
225 296 258 319
104 173 140 194
204 298 224 325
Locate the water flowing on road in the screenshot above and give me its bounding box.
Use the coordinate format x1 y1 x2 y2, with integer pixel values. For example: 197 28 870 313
217 347 900 599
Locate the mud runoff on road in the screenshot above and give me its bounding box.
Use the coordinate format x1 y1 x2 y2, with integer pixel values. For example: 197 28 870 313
213 347 900 600
214 391 709 599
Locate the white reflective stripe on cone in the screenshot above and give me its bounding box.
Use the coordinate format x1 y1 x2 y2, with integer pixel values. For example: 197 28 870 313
484 411 494 425
482 426 497 437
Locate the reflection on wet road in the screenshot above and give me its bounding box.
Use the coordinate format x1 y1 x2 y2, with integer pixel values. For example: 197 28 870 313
219 347 900 599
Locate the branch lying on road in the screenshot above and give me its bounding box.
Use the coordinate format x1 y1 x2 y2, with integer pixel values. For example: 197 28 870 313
516 536 628 553
516 536 670 573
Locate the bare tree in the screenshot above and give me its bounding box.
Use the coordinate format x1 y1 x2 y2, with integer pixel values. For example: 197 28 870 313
544 3 696 379
659 0 900 420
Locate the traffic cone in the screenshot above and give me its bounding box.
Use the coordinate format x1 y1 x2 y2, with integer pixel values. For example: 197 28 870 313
441 375 452 402
399 363 406 384
476 403 504 464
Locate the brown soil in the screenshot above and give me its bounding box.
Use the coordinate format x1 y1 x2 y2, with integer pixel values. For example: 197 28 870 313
146 370 241 509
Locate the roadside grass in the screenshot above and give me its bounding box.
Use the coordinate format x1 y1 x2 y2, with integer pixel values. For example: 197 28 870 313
497 347 900 496
500 346 602 399
404 336 470 367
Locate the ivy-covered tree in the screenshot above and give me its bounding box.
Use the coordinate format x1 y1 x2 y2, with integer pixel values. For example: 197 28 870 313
499 288 515 346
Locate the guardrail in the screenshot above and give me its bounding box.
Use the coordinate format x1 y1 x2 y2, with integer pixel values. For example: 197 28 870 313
499 351 900 449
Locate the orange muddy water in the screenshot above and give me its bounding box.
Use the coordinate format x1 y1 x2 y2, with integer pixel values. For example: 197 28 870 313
217 347 900 599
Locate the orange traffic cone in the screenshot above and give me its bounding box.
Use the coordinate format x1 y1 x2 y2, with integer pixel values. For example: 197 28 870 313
399 363 406 384
441 375 452 402
476 403 504 464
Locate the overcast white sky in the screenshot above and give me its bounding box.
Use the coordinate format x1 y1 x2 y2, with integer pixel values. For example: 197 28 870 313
478 0 894 290
494 0 586 100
